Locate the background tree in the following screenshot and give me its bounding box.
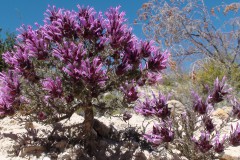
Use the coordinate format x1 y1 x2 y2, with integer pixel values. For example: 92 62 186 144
137 0 240 69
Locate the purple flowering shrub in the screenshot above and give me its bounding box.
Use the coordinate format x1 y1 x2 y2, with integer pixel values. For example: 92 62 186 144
135 77 240 159
0 5 169 136
1 4 239 159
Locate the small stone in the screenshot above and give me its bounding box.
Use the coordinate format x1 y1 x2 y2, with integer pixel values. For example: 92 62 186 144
213 108 229 120
60 153 71 160
221 146 240 160
222 106 232 114
42 157 51 160
9 120 17 124
105 151 111 157
167 100 185 117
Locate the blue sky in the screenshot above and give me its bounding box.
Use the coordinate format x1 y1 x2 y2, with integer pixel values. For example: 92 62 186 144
0 0 239 39
0 0 147 38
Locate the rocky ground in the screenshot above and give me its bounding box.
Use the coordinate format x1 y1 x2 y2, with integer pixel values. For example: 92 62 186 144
0 113 152 160
0 101 240 160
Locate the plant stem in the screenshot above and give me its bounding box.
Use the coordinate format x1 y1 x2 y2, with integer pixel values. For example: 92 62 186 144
83 104 94 137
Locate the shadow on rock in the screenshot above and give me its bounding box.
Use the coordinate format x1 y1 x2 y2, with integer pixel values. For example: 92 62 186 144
1 119 152 160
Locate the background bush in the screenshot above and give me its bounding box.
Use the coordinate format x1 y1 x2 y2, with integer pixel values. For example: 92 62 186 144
193 58 240 93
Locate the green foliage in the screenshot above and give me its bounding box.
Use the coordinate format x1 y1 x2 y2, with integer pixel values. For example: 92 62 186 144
194 58 240 92
76 91 124 116
0 28 15 71
161 72 189 87
160 73 194 104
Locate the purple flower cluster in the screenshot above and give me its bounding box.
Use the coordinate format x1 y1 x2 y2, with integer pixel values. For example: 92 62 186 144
144 121 174 146
42 77 63 98
202 115 215 133
104 6 168 81
3 46 37 82
192 131 213 153
0 71 20 115
43 5 79 41
208 77 232 104
140 41 154 58
53 42 86 64
135 92 171 119
213 134 226 153
80 57 108 87
192 91 212 115
192 131 227 154
78 5 106 40
135 97 153 116
135 71 162 86
135 92 172 146
121 82 138 103
148 50 169 72
229 123 240 146
115 59 131 76
231 98 240 119
105 6 131 49
21 26 48 60
192 77 231 115
146 72 162 85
